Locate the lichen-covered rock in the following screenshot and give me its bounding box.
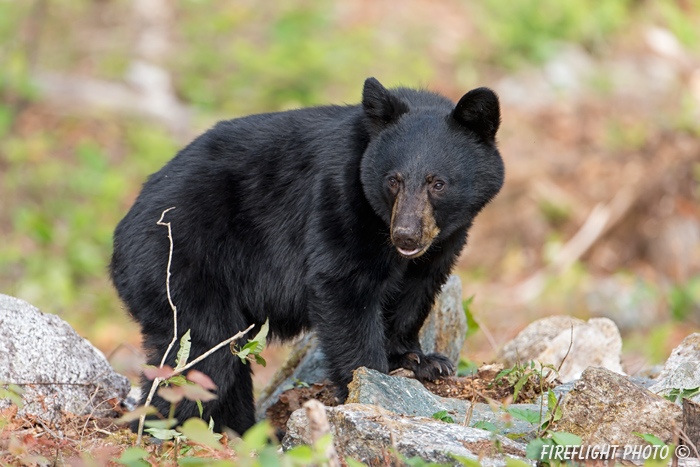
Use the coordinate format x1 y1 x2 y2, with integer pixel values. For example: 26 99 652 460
283 403 534 467
347 367 540 440
256 276 466 419
0 294 130 422
498 316 624 382
649 333 700 405
556 367 682 446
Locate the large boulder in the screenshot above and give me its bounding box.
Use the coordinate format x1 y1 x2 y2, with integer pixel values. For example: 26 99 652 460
283 403 533 467
556 367 682 446
256 275 467 419
0 294 130 422
498 316 624 382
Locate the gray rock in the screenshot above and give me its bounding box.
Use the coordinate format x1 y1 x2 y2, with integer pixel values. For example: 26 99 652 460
0 294 130 422
649 333 700 405
283 403 535 467
256 275 466 420
347 367 541 441
557 367 682 446
417 275 467 365
498 316 624 382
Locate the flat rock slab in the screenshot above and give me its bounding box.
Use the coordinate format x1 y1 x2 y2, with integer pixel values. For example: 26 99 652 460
347 367 541 441
0 294 130 422
649 333 700 405
557 367 682 446
256 275 467 420
283 403 534 467
498 316 624 382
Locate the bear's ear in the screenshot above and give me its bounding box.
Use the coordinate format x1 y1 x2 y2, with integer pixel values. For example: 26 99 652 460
362 77 410 136
451 87 500 142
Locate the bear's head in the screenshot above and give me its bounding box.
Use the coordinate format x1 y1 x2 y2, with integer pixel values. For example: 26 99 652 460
359 77 504 259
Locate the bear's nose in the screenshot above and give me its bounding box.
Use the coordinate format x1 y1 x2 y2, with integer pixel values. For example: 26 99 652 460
392 227 422 250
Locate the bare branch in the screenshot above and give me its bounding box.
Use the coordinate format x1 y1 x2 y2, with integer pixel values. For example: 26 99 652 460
156 207 177 369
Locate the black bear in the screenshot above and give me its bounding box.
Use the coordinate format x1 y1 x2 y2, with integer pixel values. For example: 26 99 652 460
110 78 504 434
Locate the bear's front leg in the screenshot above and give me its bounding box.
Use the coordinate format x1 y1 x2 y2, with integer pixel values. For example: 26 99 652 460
384 265 456 381
308 285 389 400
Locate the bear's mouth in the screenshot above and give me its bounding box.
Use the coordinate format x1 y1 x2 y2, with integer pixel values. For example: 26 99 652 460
396 245 428 258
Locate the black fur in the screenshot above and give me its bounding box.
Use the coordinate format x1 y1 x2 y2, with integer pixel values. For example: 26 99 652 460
109 78 504 434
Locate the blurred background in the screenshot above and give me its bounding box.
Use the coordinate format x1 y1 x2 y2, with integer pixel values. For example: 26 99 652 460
0 0 698 392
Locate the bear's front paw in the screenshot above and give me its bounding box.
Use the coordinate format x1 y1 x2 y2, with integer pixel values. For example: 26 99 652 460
401 352 455 381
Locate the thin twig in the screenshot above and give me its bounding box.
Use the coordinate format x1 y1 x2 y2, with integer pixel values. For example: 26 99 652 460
178 324 254 373
463 369 476 427
557 324 574 373
156 206 178 368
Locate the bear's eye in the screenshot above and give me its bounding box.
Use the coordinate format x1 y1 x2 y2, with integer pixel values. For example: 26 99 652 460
432 181 446 192
388 177 399 190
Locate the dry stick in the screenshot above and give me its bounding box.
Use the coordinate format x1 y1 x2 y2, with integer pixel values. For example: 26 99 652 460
463 369 476 427
303 400 341 467
135 208 255 445
156 206 178 368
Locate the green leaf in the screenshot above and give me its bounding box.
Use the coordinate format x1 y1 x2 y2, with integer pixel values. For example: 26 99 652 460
255 354 267 367
285 445 313 462
257 445 282 467
547 389 557 411
113 447 150 467
507 407 541 425
197 400 203 418
526 437 556 461
432 410 448 419
504 457 532 467
144 427 180 440
167 375 188 386
175 330 192 371
632 432 666 446
472 420 498 432
242 420 274 451
512 374 529 402
463 296 479 338
495 368 514 380
179 418 223 451
144 418 178 429
551 431 581 446
248 319 270 355
449 453 481 467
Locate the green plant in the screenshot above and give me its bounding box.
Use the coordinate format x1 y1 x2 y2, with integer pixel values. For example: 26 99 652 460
432 410 455 424
663 387 700 403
